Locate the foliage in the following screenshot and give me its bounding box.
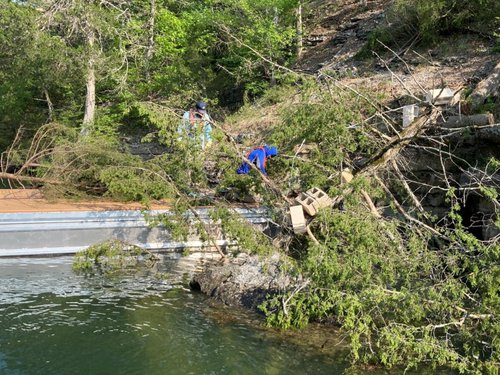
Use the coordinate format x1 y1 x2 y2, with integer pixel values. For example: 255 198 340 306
0 1 82 151
72 239 159 274
209 207 275 255
251 85 499 372
20 127 175 203
267 79 378 192
145 200 192 243
260 203 499 373
1 0 302 150
3 1 500 374
134 0 300 103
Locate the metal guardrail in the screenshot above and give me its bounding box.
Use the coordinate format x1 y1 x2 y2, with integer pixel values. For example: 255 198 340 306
0 207 269 257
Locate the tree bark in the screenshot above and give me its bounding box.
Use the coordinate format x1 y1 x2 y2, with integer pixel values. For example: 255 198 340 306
146 0 156 61
44 88 54 122
296 1 303 58
359 108 441 175
442 113 494 128
145 0 156 84
81 30 96 136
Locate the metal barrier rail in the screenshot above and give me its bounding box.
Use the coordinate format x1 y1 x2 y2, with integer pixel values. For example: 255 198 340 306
0 207 269 257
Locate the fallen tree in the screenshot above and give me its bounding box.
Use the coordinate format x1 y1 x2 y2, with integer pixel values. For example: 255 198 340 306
1 75 498 374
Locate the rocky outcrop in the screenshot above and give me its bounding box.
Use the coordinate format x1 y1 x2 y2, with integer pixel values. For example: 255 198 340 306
190 252 298 310
469 61 500 111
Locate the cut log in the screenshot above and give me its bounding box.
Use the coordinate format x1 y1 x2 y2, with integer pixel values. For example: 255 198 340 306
442 113 495 128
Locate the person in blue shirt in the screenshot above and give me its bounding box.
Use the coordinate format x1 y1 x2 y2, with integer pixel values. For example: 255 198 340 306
177 101 212 149
237 145 278 176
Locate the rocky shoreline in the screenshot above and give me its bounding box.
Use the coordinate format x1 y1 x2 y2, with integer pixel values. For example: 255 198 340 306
190 252 298 311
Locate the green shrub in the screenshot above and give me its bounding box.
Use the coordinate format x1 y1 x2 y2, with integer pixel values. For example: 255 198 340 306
73 239 159 274
260 203 500 373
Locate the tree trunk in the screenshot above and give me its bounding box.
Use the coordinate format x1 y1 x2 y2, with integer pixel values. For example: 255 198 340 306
44 88 54 122
269 7 279 86
145 0 156 85
442 113 494 128
359 108 441 175
296 1 303 58
146 0 156 61
81 30 96 136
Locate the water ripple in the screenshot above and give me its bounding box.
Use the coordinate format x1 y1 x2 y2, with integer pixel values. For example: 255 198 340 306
0 255 354 375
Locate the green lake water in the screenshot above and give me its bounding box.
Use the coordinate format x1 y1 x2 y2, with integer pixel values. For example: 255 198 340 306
0 255 348 375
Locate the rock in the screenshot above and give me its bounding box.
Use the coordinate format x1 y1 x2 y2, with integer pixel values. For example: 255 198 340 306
425 193 445 207
305 35 326 46
190 253 300 310
469 61 500 110
293 142 318 158
355 28 369 40
330 35 347 46
235 132 256 144
338 22 357 31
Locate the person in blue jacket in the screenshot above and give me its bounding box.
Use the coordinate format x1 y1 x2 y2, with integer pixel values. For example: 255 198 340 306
237 145 278 176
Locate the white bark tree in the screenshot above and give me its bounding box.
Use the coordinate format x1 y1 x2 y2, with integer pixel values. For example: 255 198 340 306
36 0 129 136
81 27 96 136
296 0 303 58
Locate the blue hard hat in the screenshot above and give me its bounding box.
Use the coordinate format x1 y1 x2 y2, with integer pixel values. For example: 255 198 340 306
195 101 207 113
265 145 278 157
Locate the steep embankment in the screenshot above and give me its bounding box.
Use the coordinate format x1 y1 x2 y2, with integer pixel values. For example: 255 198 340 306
296 0 498 97
226 0 499 144
224 0 499 236
196 2 499 374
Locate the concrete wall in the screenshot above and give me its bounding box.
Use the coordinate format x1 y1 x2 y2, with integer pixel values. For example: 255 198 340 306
0 208 269 257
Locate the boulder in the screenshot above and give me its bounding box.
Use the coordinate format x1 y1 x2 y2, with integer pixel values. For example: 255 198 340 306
190 253 299 310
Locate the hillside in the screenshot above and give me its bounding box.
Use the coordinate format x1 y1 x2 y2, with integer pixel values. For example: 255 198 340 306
1 2 499 372
227 0 499 139
225 1 500 236
216 8 499 373
300 0 498 93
